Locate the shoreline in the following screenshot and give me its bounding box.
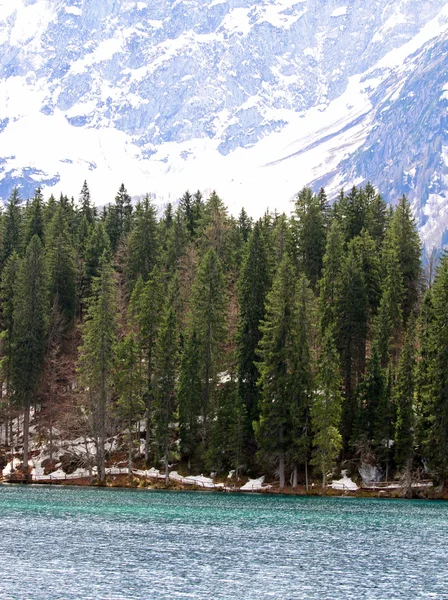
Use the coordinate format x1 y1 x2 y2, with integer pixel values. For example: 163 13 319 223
2 474 446 501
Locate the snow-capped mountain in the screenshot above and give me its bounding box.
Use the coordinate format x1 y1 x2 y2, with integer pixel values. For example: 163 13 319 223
1 0 448 246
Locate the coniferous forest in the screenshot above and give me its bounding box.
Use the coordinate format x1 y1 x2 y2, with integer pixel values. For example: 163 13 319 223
0 181 447 490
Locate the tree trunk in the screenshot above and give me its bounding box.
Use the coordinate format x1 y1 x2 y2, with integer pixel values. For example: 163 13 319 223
23 396 31 471
128 416 133 476
165 444 169 486
305 459 309 492
279 452 285 489
292 464 298 488
322 470 327 489
145 410 150 464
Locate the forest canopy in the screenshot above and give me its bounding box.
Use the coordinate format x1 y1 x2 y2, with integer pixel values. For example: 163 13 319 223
0 181 446 489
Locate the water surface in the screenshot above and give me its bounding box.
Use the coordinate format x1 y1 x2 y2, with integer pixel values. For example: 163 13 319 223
0 485 446 599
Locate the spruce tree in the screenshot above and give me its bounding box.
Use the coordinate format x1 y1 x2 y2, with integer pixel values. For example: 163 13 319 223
237 221 271 455
188 248 228 452
114 333 145 475
153 306 179 483
79 180 95 225
310 330 343 488
78 254 118 483
11 236 49 471
1 188 22 266
46 206 77 323
178 330 202 468
255 256 297 488
292 187 326 288
83 222 112 299
394 322 416 472
125 195 159 288
372 236 405 367
389 195 421 322
129 270 164 463
24 188 45 246
335 244 368 443
425 255 448 481
319 221 344 333
289 275 315 488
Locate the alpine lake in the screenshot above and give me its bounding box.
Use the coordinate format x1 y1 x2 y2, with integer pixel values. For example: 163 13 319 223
0 485 447 599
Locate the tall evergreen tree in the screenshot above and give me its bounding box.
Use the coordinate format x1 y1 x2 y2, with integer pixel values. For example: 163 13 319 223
389 195 421 322
255 256 297 488
394 322 416 471
11 236 49 471
310 330 343 488
114 333 145 475
292 187 326 288
425 255 448 482
1 188 22 266
125 195 159 288
79 180 95 225
188 248 228 451
46 206 77 322
335 244 368 443
78 254 118 483
24 188 45 246
129 270 164 463
178 330 203 468
319 221 344 333
153 306 179 483
237 221 271 455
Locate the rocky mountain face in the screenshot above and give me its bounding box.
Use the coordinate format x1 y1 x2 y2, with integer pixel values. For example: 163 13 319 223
0 0 448 246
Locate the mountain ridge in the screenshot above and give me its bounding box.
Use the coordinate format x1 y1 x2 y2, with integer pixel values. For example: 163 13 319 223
1 0 448 246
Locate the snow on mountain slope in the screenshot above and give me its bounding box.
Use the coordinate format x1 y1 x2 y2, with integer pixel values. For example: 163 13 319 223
1 0 448 246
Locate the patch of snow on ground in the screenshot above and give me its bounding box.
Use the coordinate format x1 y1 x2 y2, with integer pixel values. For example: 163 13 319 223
330 470 359 491
2 458 21 476
240 476 271 491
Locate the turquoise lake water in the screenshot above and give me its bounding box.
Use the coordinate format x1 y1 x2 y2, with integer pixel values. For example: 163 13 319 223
0 486 447 599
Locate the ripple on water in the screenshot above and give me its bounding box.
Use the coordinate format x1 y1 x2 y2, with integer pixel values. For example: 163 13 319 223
0 486 447 599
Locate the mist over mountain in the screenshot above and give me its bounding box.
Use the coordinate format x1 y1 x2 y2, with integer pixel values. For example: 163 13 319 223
1 0 447 246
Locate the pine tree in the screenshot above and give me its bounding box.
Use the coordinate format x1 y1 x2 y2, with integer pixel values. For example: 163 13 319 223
207 378 246 476
425 255 448 482
83 222 112 299
129 270 164 463
1 188 22 266
237 207 252 243
0 252 20 448
394 322 416 471
178 329 203 468
237 221 271 456
292 187 326 288
289 275 315 488
310 330 343 488
11 236 49 471
255 256 297 488
188 248 228 452
78 254 118 483
415 289 435 463
389 195 421 322
354 346 385 448
153 306 179 483
114 333 145 475
335 243 368 443
319 221 344 333
46 206 77 323
372 236 405 367
125 195 159 288
365 184 387 246
24 188 45 246
79 180 95 225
